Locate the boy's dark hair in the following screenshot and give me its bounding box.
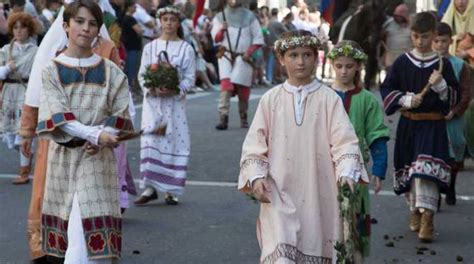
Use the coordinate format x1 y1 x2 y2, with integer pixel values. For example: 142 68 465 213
9 0 25 8
46 0 61 8
64 0 103 28
271 8 278 16
410 12 437 33
123 0 136 13
436 22 453 37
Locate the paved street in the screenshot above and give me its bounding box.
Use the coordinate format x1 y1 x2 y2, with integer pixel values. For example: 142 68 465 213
1 87 473 264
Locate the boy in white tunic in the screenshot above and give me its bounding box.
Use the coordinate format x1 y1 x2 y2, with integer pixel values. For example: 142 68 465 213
239 30 368 263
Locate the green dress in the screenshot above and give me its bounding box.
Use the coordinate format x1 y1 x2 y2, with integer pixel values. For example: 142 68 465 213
334 87 390 257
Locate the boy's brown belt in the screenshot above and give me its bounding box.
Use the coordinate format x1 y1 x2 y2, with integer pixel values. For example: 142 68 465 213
400 111 445 121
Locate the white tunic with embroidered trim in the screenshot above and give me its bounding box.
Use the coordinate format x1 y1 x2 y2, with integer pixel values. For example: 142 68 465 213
238 80 368 264
138 39 196 196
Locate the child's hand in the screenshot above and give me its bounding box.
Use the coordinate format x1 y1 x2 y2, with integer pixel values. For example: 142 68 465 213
252 178 271 203
99 131 119 148
20 137 33 158
411 94 423 108
157 87 176 97
428 70 443 86
373 176 382 194
83 141 100 155
341 177 355 192
445 111 454 120
7 60 15 71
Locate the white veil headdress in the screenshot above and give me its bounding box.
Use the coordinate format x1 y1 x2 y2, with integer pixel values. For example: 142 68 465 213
24 1 111 107
99 0 116 17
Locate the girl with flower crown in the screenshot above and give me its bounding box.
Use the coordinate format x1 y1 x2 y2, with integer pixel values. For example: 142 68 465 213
238 30 368 263
135 5 195 206
328 40 390 260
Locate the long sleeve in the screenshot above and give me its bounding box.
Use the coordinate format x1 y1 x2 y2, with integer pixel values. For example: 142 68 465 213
138 43 151 93
0 64 11 79
369 138 388 179
380 59 405 115
238 94 270 193
59 121 102 145
178 45 196 93
328 97 368 183
441 57 460 111
451 63 472 116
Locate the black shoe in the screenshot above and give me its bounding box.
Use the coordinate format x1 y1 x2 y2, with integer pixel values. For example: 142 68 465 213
165 194 179 205
134 191 158 205
445 193 456 205
215 115 228 130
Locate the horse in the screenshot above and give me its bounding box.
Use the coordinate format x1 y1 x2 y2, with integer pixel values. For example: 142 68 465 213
329 0 404 88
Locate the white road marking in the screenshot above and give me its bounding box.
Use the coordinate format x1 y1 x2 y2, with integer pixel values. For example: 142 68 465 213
1 173 473 201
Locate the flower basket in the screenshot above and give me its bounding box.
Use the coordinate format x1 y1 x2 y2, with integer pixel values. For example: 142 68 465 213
142 51 180 95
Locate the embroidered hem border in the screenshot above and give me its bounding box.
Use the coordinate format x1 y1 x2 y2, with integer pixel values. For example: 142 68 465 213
261 243 332 264
394 155 450 194
37 112 76 133
42 214 122 259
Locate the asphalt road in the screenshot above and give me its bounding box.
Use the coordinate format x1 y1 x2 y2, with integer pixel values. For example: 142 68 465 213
1 87 473 264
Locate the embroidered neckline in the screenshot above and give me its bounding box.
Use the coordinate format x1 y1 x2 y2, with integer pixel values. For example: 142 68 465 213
283 79 321 126
405 52 440 69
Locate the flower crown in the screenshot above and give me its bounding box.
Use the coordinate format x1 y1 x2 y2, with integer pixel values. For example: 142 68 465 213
156 6 181 19
274 35 321 53
327 43 368 62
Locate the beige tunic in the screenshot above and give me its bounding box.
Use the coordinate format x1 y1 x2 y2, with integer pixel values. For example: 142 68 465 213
37 54 133 259
239 80 367 263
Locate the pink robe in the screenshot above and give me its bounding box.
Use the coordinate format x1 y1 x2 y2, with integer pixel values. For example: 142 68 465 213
239 80 368 263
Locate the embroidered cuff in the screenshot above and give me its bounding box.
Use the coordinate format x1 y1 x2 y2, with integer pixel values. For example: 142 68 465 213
398 93 414 109
104 116 134 132
340 168 361 183
249 175 266 188
431 79 448 101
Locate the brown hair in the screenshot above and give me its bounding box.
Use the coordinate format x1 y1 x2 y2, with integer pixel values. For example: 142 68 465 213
7 12 40 36
410 11 437 33
436 22 453 37
63 0 103 28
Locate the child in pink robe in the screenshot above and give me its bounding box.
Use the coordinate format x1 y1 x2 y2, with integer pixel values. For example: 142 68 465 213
239 30 368 263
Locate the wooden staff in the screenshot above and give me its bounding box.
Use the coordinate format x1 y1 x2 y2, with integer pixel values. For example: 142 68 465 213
221 5 234 64
417 56 444 98
117 125 167 142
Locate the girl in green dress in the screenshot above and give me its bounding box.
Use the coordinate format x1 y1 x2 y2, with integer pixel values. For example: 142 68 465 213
328 40 391 259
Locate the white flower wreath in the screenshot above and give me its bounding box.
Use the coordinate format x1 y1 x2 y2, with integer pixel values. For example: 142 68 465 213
156 6 181 19
274 35 321 53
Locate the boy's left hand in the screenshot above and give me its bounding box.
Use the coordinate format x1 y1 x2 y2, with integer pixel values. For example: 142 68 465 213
445 111 455 120
341 177 355 192
428 70 443 86
84 142 100 155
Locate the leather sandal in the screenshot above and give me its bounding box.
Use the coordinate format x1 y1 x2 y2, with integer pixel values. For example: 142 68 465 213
12 175 30 185
134 191 158 205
